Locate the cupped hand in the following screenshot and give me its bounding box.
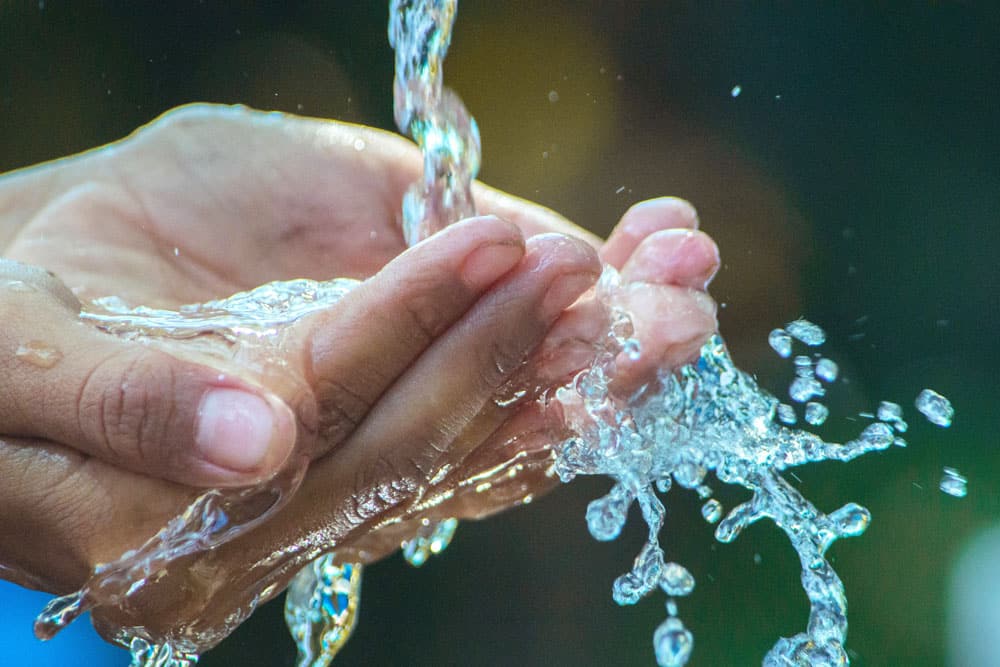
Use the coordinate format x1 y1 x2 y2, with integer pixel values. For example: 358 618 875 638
0 104 720 650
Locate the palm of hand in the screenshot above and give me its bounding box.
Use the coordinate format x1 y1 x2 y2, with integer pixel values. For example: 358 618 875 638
7 109 417 307
0 105 721 652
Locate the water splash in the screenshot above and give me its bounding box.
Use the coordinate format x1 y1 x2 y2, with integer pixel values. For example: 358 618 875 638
22 2 959 664
555 315 949 666
32 281 340 660
127 638 198 667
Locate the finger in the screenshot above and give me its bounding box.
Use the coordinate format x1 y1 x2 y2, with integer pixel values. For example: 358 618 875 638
620 228 721 290
0 259 297 487
600 197 700 269
292 214 526 457
0 434 188 594
613 283 718 391
338 233 599 484
86 234 601 645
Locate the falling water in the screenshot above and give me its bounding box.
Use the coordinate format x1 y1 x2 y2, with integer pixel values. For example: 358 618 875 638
283 2 480 663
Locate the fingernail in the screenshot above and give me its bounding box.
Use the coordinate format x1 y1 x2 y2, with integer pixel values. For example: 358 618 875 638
541 272 597 321
625 197 699 232
623 228 695 283
196 388 288 475
461 240 524 290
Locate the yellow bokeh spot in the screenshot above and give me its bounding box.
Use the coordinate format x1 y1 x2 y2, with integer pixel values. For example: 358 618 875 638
446 5 618 197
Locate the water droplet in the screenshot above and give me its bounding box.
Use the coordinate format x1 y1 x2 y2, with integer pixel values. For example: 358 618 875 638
940 467 967 498
794 355 814 378
916 389 954 427
829 503 870 538
790 377 824 403
1 279 33 293
586 487 631 541
352 138 366 151
623 338 642 360
815 358 838 383
804 402 829 426
548 90 560 103
701 499 722 524
777 403 797 425
612 572 644 606
877 401 901 422
768 328 792 358
654 616 694 667
730 85 742 97
173 247 180 257
666 599 678 617
15 340 63 368
660 562 695 596
401 518 458 567
786 319 826 346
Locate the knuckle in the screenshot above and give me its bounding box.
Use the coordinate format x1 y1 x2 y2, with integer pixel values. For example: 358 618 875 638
314 377 370 446
345 456 421 525
399 289 449 346
79 350 177 469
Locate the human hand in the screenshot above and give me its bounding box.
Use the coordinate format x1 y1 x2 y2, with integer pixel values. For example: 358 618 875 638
0 104 719 650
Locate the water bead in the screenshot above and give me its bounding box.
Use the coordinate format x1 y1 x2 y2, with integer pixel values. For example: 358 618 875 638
786 319 827 346
790 376 824 403
794 355 814 378
777 403 797 425
805 402 829 426
877 401 902 423
401 518 459 567
586 489 631 541
623 338 643 361
660 563 695 596
815 358 839 383
916 389 954 427
768 328 793 358
613 572 645 606
654 617 694 667
701 499 723 523
940 467 968 498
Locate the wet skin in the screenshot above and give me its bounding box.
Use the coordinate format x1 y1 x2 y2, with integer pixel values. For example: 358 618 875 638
0 105 719 649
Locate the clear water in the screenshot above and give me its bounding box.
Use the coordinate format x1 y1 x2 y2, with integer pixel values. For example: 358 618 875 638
31 2 480 664
940 467 968 498
25 2 961 666
282 2 481 664
555 313 954 666
283 555 362 667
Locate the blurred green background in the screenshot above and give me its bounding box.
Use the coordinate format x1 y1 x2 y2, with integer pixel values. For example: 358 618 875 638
2 1 998 665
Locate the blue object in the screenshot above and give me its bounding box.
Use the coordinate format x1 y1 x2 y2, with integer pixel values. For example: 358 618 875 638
0 580 125 665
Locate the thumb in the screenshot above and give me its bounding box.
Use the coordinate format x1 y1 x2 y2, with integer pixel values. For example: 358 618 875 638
0 259 296 487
